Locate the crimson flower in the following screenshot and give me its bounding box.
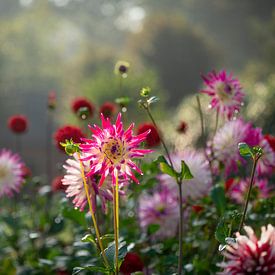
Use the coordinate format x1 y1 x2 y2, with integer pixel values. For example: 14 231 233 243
54 125 85 152
177 121 188 134
137 123 160 147
120 252 144 275
8 115 28 134
51 175 66 192
71 97 94 117
80 113 152 187
99 102 117 118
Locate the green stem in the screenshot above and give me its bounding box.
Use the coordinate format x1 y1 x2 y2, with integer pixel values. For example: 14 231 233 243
213 109 219 135
144 106 184 274
196 95 204 141
145 107 174 168
238 158 259 232
178 183 183 275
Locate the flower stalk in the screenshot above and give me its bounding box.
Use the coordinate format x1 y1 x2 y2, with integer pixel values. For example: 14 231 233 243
113 173 120 274
77 152 109 268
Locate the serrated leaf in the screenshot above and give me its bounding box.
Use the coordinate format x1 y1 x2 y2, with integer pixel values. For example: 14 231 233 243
211 185 226 215
180 160 193 180
238 142 253 158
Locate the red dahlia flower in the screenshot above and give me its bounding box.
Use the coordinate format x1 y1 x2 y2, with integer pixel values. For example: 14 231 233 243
137 123 160 147
71 97 94 117
54 125 85 152
8 115 28 134
120 252 144 275
51 175 66 192
99 102 117 118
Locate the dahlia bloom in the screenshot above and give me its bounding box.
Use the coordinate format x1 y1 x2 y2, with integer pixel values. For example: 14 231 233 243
120 252 144 275
48 90 56 110
227 178 270 204
99 102 117 119
62 154 116 212
54 125 85 152
213 119 258 176
200 70 244 119
71 97 94 117
138 187 179 239
8 115 28 134
80 113 152 187
0 149 25 197
137 123 160 147
159 149 212 201
265 134 275 152
219 224 275 274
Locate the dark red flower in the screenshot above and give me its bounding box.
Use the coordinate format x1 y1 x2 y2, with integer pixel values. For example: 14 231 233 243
225 178 235 192
54 125 85 152
55 269 70 275
177 121 188 134
137 123 160 147
192 205 204 213
120 252 144 275
48 90 56 110
71 97 94 117
21 165 32 178
51 175 66 192
265 134 275 152
99 102 117 118
8 115 28 134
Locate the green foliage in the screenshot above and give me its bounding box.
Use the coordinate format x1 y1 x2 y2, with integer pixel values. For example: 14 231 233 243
210 185 226 215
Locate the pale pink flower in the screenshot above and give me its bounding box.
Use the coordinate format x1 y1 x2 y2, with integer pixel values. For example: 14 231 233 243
80 113 152 187
200 70 245 119
159 149 212 201
138 187 179 239
219 224 275 274
227 178 270 204
62 154 117 213
0 149 25 197
213 119 263 176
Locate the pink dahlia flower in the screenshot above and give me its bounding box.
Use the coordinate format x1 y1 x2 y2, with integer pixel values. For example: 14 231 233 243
226 178 270 204
213 119 261 176
159 149 212 201
62 154 118 213
138 187 179 239
0 149 25 197
200 70 244 119
80 113 153 187
219 224 275 274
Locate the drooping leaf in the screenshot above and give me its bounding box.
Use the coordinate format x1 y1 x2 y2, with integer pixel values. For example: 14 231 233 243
215 218 229 245
72 266 109 275
156 155 178 178
180 160 193 180
211 185 226 215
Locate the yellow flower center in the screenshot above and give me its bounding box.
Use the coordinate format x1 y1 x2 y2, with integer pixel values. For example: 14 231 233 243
102 138 125 164
0 166 8 179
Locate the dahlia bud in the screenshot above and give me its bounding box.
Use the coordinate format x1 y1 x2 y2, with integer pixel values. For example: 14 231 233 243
8 115 28 134
60 139 80 156
48 90 56 110
114 60 130 78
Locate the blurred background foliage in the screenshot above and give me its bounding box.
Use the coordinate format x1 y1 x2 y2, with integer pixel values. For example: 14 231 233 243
0 0 275 175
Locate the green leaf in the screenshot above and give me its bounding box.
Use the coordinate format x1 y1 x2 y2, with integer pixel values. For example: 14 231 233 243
238 142 253 158
211 185 226 215
61 200 87 228
156 156 178 179
72 266 109 275
148 224 160 235
180 160 193 180
104 242 116 268
215 218 229 244
81 234 96 246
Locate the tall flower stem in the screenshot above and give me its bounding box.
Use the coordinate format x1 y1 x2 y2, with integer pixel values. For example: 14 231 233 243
238 157 259 232
77 153 109 268
196 95 204 141
177 183 183 275
143 106 183 274
113 173 120 274
145 107 173 167
213 109 219 135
